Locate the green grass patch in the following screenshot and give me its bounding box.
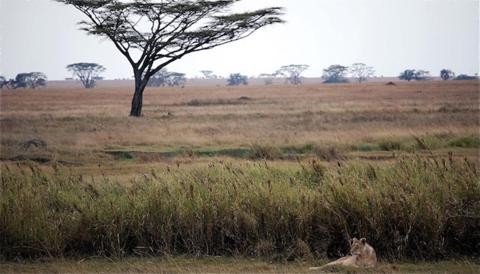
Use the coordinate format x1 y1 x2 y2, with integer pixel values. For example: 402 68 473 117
352 134 480 153
103 134 479 163
448 136 480 148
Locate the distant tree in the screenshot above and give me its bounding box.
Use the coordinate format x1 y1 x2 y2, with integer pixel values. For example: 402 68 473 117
454 74 477 80
166 72 187 87
227 73 248 86
14 74 31 88
0 76 5 89
67 63 105 88
29 72 48 88
349 63 375 83
414 70 431 81
200 70 217 79
14 72 48 88
259 73 276 85
148 69 186 87
276 64 309 85
399 69 416 81
440 69 455 80
322 65 349 83
148 69 169 87
399 69 432 81
55 0 283 117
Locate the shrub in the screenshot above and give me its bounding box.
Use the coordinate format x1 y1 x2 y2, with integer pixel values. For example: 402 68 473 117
454 74 477 81
249 144 282 160
313 146 343 161
378 140 402 151
227 73 248 86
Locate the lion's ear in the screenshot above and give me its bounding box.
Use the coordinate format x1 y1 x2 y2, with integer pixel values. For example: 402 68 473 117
352 237 358 241
360 238 366 244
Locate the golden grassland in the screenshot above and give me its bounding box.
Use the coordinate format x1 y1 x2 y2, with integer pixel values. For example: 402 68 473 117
1 80 479 169
0 80 479 271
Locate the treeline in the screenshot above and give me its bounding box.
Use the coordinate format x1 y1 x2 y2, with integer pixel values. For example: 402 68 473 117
399 69 477 82
1 65 477 90
225 65 478 86
0 73 47 89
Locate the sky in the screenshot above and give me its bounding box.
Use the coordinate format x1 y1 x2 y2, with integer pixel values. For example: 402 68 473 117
0 0 478 80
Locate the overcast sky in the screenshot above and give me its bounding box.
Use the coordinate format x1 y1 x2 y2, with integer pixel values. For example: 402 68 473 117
0 0 478 80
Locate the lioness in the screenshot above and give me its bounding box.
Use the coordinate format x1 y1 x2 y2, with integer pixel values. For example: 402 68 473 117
350 237 377 267
310 237 377 270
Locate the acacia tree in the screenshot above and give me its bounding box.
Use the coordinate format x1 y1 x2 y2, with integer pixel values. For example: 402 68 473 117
200 70 217 79
148 68 186 87
440 69 455 81
399 69 416 81
67 63 106 88
166 72 187 87
414 70 431 81
276 64 309 85
14 72 48 88
349 63 374 83
259 73 276 85
227 73 248 86
322 65 349 83
0 76 5 89
55 0 283 117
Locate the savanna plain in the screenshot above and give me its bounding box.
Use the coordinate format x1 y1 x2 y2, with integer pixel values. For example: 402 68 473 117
0 80 479 273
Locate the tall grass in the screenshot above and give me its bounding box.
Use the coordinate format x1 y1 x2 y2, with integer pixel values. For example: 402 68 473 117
1 156 479 260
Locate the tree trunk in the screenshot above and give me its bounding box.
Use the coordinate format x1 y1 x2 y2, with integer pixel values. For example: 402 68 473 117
130 79 146 117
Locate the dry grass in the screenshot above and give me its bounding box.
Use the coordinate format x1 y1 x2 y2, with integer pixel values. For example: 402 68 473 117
1 157 479 260
1 80 479 270
1 257 479 273
1 81 478 161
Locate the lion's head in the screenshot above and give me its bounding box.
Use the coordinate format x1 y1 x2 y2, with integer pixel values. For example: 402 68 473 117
350 237 367 255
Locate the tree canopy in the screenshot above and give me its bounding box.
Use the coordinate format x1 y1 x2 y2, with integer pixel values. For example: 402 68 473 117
414 70 431 81
440 69 455 81
147 68 186 87
276 64 309 85
0 76 5 89
200 70 217 79
349 63 374 83
322 65 349 83
55 0 284 116
67 63 106 88
399 69 416 81
227 73 248 86
399 69 431 81
14 72 48 89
